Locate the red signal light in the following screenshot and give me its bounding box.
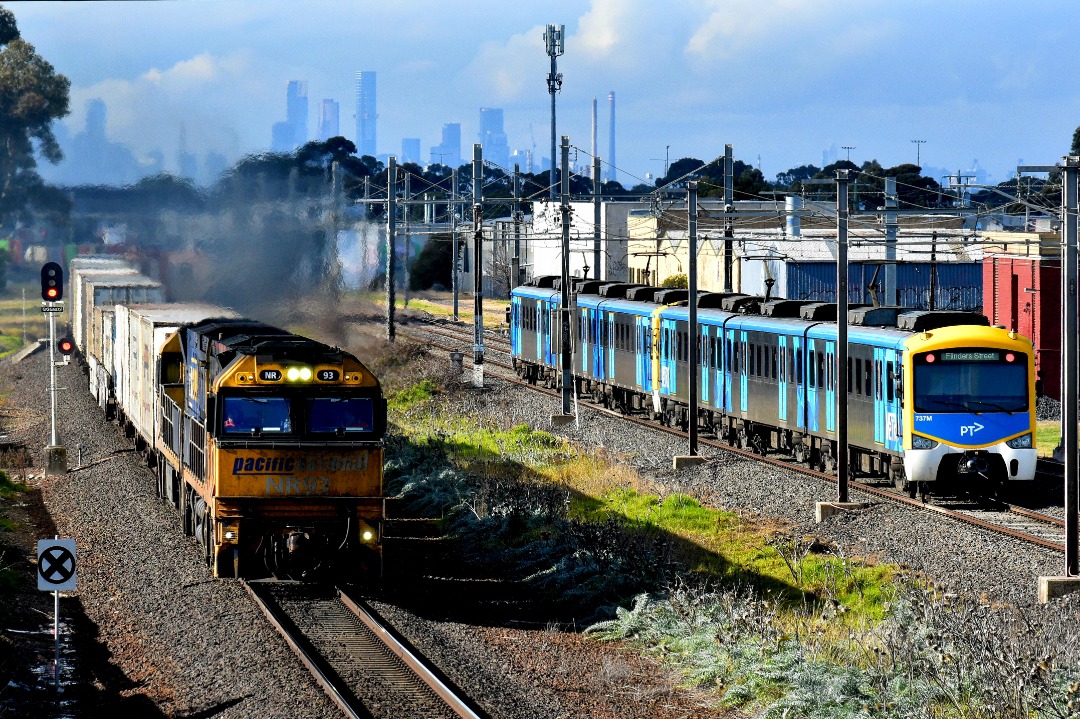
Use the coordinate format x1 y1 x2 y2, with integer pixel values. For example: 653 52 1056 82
46 287 58 300
57 337 74 356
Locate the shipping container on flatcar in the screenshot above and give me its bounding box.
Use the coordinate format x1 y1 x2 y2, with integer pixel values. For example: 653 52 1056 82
69 257 135 351
113 303 239 450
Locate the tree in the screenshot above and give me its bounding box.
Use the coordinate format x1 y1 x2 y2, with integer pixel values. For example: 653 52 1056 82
1072 126 1080 157
0 6 70 231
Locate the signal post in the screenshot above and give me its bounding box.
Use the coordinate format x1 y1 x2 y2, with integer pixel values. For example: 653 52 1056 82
40 262 67 476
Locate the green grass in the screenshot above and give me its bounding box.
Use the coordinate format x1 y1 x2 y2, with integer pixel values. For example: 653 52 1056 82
1037 419 1061 457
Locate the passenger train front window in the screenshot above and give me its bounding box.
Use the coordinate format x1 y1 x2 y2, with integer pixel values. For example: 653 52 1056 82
913 350 1027 413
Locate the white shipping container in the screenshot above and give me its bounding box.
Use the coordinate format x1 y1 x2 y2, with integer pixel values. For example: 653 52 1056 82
81 274 163 358
117 303 239 448
70 264 139 352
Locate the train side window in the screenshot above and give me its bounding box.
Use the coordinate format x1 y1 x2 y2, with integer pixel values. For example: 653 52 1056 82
847 357 853 394
887 360 895 402
807 351 815 387
795 349 802 383
780 346 786 380
773 347 779 380
818 351 826 389
855 358 862 394
757 344 763 377
876 360 883 399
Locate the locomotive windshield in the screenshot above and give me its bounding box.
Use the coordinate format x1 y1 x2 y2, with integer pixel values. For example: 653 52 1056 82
307 397 374 433
220 394 375 436
222 396 292 434
912 348 1027 413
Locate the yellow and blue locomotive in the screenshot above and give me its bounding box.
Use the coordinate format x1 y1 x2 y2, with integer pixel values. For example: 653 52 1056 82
74 259 387 580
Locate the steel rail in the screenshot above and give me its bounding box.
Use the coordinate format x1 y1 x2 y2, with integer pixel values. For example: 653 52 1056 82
242 580 369 719
338 589 485 719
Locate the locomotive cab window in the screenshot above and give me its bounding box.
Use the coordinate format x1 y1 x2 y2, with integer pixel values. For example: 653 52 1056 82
307 397 375 434
913 349 1028 413
222 396 292 434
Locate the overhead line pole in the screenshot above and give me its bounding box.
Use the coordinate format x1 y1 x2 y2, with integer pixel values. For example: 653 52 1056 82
472 144 485 388
513 162 522 288
593 154 602 280
723 144 734 292
559 136 573 416
835 169 851 503
545 24 564 201
385 156 397 342
688 181 699 456
1063 156 1079 576
451 167 459 321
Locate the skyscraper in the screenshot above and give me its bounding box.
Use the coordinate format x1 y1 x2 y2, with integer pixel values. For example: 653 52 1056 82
478 108 509 170
429 123 461 167
401 138 421 165
271 80 308 151
355 71 377 157
318 99 340 141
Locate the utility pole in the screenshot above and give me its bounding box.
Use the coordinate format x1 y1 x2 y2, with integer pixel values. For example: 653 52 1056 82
472 144 484 388
593 154 602 281
835 169 851 503
884 177 898 305
912 139 926 167
688 181 699 456
512 163 522 289
559 136 573 416
544 24 564 200
1065 157 1079 577
1037 157 1080 602
385 156 397 341
451 167 459 321
723 144 734 292
929 231 937 310
403 171 411 307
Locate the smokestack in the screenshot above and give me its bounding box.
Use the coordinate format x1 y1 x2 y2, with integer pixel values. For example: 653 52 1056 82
591 97 597 177
607 91 616 183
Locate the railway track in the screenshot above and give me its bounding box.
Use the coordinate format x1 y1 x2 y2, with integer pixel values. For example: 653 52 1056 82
244 580 486 719
403 316 1069 555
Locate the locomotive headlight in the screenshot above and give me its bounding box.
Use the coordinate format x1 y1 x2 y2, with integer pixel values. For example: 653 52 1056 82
220 522 240 543
286 367 301 381
361 530 374 542
299 367 313 381
911 435 938 450
1006 433 1033 449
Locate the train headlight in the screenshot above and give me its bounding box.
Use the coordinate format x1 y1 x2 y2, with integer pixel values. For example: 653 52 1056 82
286 367 300 381
220 522 240 543
1006 433 1033 449
911 435 938 450
361 530 374 542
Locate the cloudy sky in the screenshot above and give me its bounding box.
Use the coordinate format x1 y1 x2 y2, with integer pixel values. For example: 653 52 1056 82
9 0 1080 187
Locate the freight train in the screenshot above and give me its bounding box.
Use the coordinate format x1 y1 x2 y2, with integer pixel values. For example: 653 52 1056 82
69 257 387 580
510 277 1037 498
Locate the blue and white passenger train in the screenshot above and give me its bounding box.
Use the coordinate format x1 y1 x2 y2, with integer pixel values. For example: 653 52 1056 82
510 277 1037 497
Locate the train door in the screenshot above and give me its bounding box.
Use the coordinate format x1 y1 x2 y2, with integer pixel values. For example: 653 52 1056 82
724 326 735 413
778 335 788 422
608 313 616 380
739 330 749 414
873 348 886 445
511 297 521 356
806 339 819 432
637 317 650 391
794 336 805 430
824 340 836 432
534 302 542 363
713 330 724 413
580 308 590 374
882 349 902 452
700 324 710 404
661 319 677 395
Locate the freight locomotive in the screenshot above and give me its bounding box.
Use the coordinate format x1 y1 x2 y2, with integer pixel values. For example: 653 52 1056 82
69 257 387 580
510 277 1037 498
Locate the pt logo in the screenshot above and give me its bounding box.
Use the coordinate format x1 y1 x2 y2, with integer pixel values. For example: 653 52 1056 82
960 421 984 437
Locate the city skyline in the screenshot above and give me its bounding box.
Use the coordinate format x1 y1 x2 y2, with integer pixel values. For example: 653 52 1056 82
12 1 1080 189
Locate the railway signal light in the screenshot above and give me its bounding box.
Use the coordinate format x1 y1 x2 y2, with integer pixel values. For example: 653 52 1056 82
40 262 63 302
57 337 74 356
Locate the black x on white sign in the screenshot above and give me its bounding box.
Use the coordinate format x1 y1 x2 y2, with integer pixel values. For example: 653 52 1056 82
37 539 76 592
